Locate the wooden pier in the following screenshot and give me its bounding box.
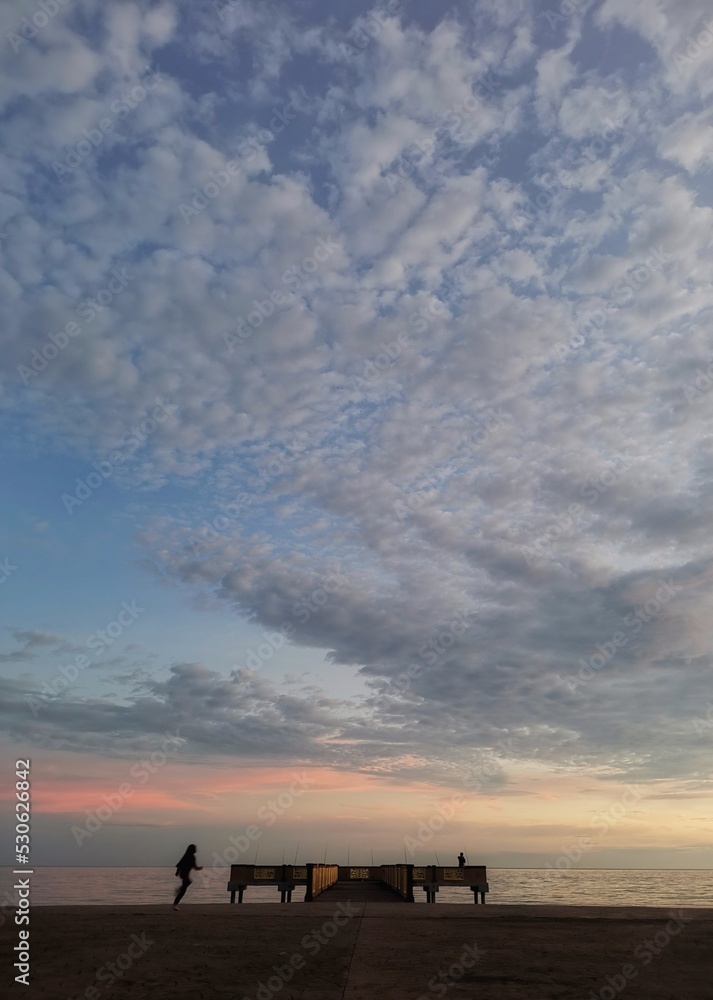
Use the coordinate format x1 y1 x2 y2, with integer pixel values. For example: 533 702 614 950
227 863 489 903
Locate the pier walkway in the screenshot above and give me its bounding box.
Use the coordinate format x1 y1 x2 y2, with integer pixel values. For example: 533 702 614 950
318 879 407 902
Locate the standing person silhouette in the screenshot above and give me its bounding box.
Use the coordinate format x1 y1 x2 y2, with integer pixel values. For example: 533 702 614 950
173 844 203 910
457 852 466 867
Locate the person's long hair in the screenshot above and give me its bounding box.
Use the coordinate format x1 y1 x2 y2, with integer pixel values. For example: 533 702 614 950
176 844 197 874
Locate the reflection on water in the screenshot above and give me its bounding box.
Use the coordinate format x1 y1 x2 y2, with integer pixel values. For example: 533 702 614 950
422 868 713 907
2 867 712 907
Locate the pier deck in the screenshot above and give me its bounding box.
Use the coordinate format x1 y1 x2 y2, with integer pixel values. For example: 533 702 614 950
319 879 408 902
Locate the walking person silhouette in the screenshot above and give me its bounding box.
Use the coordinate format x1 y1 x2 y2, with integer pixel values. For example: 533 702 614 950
173 844 203 910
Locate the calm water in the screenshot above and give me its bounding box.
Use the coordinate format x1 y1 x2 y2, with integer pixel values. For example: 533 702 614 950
2 867 712 907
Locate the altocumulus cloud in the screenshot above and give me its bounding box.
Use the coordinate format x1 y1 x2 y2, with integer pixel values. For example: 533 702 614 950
1 0 713 798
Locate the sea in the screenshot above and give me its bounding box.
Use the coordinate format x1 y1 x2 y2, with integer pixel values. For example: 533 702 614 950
2 867 712 907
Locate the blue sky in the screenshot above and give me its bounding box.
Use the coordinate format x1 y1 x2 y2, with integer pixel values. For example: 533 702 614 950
2 0 713 868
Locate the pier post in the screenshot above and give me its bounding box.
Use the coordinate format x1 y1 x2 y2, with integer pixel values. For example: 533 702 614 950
423 883 439 903
277 865 295 903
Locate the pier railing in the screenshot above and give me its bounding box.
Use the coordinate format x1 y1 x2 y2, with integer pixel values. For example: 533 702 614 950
411 865 489 903
227 864 309 903
305 863 339 901
227 861 488 903
379 864 414 901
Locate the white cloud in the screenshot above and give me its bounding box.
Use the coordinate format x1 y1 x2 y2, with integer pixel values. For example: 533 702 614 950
596 0 713 97
2 0 713 797
658 113 713 171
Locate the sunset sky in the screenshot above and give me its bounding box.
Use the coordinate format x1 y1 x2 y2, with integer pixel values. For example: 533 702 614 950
2 0 713 870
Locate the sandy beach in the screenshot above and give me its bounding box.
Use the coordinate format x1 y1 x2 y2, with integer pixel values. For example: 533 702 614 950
3 903 712 999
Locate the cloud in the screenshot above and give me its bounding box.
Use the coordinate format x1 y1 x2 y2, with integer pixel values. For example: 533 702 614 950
0 629 70 663
1 0 713 810
658 113 713 171
596 0 713 97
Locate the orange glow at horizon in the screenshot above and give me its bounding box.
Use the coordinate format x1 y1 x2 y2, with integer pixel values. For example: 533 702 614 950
2 751 708 856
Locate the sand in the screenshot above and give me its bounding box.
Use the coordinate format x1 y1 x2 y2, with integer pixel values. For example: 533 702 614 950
3 903 712 999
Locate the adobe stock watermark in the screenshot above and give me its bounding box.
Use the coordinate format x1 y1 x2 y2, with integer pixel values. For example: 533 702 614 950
371 609 476 712
545 784 646 873
460 738 516 796
517 113 627 229
70 729 184 845
415 610 476 666
213 0 240 19
537 112 628 196
691 701 713 737
394 412 509 521
66 932 154 1000
232 573 348 672
18 268 135 385
349 333 409 387
523 452 633 565
552 247 672 365
178 92 304 225
26 600 146 717
61 398 176 514
404 793 465 855
7 0 73 53
350 298 447 390
52 69 165 182
201 773 315 882
562 579 678 692
385 82 499 192
672 17 713 76
538 0 587 32
223 237 340 353
233 623 296 672
415 942 485 1000
0 557 18 585
187 442 306 550
340 0 401 59
682 358 713 404
243 902 357 1000
588 911 692 1000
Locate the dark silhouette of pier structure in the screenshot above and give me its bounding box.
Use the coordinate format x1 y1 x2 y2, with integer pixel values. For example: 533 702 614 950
227 863 489 904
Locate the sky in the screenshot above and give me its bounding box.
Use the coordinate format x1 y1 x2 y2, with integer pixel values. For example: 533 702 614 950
1 0 713 872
